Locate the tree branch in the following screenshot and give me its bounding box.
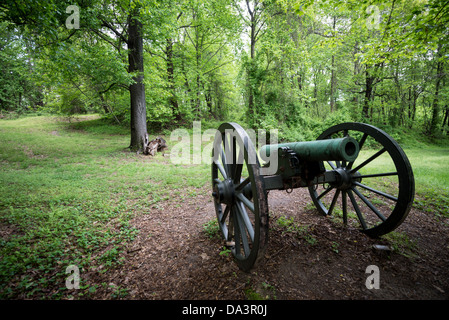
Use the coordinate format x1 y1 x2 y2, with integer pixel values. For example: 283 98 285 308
90 28 121 51
100 19 128 44
246 0 254 17
98 82 118 95
203 60 234 75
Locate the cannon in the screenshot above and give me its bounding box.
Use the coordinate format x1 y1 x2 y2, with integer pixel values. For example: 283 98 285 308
211 122 414 271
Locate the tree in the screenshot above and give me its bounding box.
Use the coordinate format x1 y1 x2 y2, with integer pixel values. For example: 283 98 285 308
0 0 165 152
86 0 151 151
233 0 272 127
127 5 147 151
1 0 448 139
429 43 445 135
352 0 449 128
0 22 44 112
161 0 240 122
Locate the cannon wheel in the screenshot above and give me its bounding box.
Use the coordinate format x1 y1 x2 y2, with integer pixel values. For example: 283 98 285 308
308 122 415 238
211 122 269 271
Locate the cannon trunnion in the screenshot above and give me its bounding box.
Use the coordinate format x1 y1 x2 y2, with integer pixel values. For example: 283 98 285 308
211 122 415 271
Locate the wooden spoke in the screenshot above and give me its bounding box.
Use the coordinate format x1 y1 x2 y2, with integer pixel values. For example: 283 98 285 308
211 122 268 271
308 122 414 237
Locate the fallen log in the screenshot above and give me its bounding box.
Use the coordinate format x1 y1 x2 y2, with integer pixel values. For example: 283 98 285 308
144 135 167 156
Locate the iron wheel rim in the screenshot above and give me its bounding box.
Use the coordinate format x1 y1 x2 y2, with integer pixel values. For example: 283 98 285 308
308 122 415 238
211 122 268 271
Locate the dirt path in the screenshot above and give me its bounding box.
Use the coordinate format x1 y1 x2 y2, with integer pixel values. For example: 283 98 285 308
88 187 449 300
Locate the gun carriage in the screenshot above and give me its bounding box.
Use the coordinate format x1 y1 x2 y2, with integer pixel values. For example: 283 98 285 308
211 122 414 271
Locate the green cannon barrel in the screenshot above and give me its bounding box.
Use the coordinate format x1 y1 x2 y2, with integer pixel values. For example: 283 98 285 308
260 136 359 162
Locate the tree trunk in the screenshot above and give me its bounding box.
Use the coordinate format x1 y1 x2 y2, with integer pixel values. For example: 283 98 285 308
430 44 443 136
330 16 336 112
441 105 449 129
352 42 360 105
128 11 147 152
363 68 374 119
195 27 202 118
166 38 181 121
330 54 336 112
247 7 256 128
205 90 213 116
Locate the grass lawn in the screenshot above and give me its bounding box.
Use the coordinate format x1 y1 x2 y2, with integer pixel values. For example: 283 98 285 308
0 115 448 298
0 115 209 298
354 146 449 217
405 148 449 216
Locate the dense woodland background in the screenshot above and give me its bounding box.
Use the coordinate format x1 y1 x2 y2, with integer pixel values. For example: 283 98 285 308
1 0 448 145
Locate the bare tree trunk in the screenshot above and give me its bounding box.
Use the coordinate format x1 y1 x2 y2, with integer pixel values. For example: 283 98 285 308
243 0 264 127
442 105 449 129
247 8 256 127
330 16 336 112
330 54 336 112
363 68 374 119
128 10 148 152
352 42 360 105
430 44 443 136
166 38 181 122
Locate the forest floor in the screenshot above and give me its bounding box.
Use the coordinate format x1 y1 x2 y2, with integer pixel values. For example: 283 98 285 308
88 185 449 300
1 115 448 302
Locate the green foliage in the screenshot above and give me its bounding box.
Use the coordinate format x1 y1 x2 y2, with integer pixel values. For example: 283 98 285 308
1 0 448 300
276 216 317 245
384 231 418 258
244 279 277 300
202 219 220 239
0 22 44 113
1 0 448 139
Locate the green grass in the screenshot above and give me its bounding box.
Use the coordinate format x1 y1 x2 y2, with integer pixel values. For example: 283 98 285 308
275 216 317 245
356 146 449 217
405 148 449 217
0 115 447 299
384 231 419 258
0 115 210 299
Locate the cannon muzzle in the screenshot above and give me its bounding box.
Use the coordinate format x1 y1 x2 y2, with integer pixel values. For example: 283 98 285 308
260 136 359 162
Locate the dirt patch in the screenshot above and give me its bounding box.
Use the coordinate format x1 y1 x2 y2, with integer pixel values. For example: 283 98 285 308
84 187 449 300
22 145 47 160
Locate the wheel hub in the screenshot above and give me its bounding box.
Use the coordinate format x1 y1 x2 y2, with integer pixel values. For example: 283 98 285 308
333 168 362 190
213 179 235 205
